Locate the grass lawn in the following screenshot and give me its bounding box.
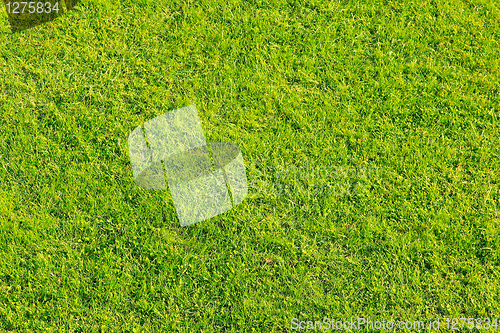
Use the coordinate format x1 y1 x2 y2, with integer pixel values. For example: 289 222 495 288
0 0 499 331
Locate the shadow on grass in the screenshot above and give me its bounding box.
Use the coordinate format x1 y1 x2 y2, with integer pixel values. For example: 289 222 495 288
3 0 79 32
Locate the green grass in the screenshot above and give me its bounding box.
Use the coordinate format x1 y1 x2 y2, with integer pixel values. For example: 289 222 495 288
0 0 499 331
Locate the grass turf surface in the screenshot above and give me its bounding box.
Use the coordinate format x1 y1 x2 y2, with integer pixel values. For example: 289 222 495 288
0 0 499 331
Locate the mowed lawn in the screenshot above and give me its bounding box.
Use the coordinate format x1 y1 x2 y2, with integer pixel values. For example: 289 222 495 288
0 0 499 331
